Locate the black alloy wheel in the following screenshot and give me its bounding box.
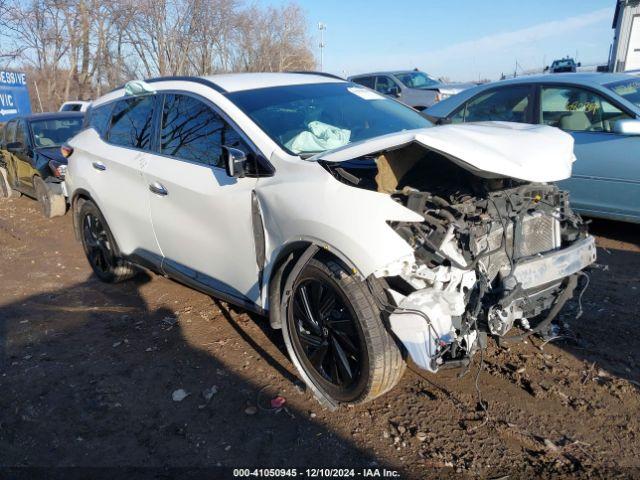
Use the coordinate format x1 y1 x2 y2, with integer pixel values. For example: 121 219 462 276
82 212 115 276
78 200 136 283
288 268 366 399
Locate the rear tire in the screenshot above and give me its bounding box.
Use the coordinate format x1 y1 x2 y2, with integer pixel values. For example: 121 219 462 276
79 200 137 283
34 177 66 218
282 257 405 406
0 167 20 199
0 167 9 198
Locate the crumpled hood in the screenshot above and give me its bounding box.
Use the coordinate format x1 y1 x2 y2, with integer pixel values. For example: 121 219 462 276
309 122 576 182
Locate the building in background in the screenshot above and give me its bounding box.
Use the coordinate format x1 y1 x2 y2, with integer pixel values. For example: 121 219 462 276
0 70 32 122
610 0 640 72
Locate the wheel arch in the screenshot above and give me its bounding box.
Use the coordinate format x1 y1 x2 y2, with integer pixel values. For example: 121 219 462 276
71 190 121 257
71 188 94 241
264 238 364 330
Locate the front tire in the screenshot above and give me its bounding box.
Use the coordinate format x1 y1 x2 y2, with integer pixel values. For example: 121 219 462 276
282 258 405 405
79 200 136 283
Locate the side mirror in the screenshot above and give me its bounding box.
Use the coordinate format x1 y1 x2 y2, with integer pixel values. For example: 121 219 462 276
6 141 24 153
577 62 582 67
613 118 640 135
222 146 248 178
543 66 549 72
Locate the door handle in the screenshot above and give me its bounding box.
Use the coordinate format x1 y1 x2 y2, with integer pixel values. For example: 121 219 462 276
92 161 106 171
149 181 168 196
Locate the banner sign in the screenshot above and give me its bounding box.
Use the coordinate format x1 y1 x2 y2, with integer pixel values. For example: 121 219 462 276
0 70 32 122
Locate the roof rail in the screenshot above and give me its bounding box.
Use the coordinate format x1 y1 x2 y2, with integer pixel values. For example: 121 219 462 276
109 76 226 94
286 70 346 81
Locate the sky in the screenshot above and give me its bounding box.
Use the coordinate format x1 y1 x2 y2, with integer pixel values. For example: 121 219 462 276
263 0 616 81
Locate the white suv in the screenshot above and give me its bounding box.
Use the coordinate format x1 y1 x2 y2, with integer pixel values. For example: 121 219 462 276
66 73 596 407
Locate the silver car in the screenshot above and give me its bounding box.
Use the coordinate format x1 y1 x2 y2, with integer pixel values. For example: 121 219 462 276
348 70 473 110
426 72 640 223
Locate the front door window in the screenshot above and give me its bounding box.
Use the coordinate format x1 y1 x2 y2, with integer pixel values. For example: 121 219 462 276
540 86 632 132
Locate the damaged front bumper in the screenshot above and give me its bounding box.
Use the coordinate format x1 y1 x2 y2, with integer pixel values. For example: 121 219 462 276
512 236 596 289
387 235 597 373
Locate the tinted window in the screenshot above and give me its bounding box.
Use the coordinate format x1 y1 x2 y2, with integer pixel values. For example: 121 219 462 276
161 94 248 167
108 96 155 149
61 103 82 112
463 86 531 123
15 120 27 146
352 76 375 89
226 82 432 155
540 86 631 133
5 121 16 143
31 117 83 147
88 103 113 138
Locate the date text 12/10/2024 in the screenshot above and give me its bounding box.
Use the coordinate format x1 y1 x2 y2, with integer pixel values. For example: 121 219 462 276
233 468 401 478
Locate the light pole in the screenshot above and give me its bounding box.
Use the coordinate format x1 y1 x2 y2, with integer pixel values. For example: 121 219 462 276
318 22 326 71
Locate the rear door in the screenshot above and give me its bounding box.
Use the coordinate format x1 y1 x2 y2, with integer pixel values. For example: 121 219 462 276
82 96 160 259
142 92 261 305
538 84 639 219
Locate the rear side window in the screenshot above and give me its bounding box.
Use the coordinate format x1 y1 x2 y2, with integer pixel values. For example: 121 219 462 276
88 103 113 138
352 77 375 89
61 103 82 112
15 120 28 146
160 93 248 167
5 121 16 143
108 96 155 150
462 85 531 123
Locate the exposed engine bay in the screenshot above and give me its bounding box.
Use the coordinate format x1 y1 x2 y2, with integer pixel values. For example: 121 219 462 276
321 143 596 373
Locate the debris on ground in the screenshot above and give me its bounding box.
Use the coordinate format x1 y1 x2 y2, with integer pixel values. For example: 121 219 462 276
172 389 189 402
244 405 258 415
202 385 219 402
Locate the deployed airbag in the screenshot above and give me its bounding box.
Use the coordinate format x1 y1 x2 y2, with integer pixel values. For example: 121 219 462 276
285 121 351 154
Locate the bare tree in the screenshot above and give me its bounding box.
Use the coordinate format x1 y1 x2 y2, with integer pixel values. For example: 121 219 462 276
0 0 316 110
234 3 314 72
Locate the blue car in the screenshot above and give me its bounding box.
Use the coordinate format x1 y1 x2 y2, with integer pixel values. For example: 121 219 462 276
426 73 640 223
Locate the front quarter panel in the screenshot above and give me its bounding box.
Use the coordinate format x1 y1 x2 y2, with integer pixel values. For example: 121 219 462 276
257 153 422 287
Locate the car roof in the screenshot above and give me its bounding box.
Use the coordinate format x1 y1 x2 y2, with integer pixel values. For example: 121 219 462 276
199 72 346 92
493 72 632 86
102 73 347 100
19 112 84 122
426 72 640 119
349 70 426 78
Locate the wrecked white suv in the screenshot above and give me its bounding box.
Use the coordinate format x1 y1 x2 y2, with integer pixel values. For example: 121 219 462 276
65 73 596 407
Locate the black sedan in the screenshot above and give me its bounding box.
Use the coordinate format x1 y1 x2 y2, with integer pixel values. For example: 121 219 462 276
0 112 84 217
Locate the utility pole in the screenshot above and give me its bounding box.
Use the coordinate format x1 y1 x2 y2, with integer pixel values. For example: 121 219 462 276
318 22 326 71
33 80 43 112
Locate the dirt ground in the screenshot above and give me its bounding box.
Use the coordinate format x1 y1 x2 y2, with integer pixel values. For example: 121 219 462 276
1 195 639 479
